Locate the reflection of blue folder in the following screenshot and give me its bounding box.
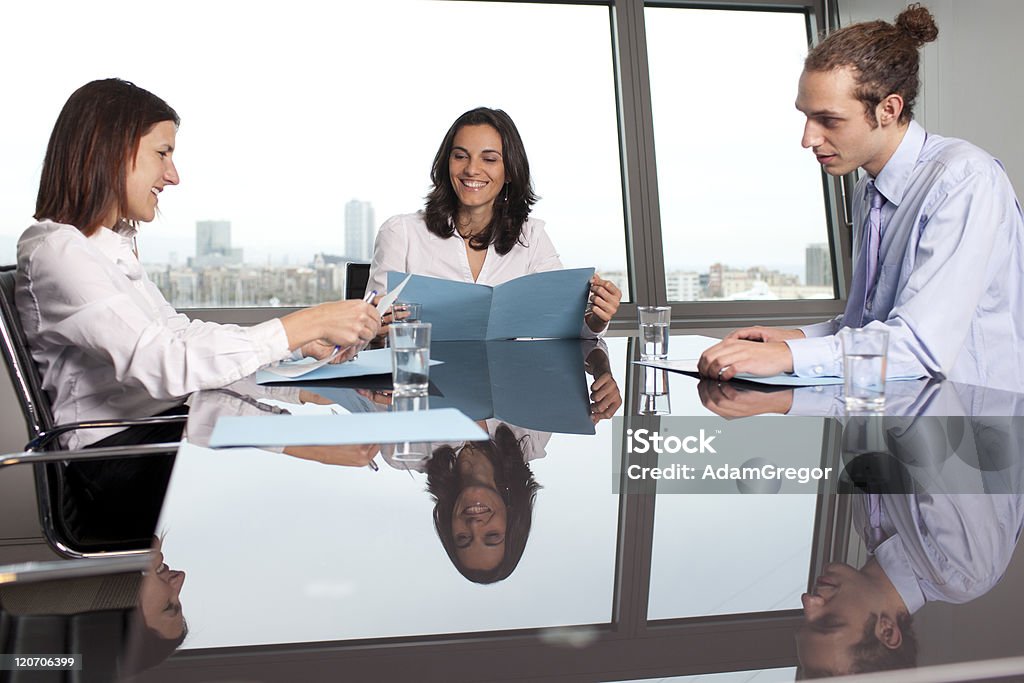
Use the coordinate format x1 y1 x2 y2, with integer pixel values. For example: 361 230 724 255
429 340 595 435
386 269 594 341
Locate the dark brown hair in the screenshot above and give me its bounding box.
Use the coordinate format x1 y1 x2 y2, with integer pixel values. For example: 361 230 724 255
35 78 179 233
427 424 541 584
849 612 918 673
805 4 938 126
423 107 538 255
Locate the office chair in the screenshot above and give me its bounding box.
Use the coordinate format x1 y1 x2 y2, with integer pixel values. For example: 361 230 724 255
1 265 183 558
0 265 186 454
345 262 371 300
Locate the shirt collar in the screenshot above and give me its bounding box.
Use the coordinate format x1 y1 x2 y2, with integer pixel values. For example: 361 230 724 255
88 224 142 280
874 533 927 614
872 119 927 207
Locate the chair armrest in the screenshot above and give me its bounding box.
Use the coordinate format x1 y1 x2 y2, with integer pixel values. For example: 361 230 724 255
25 414 188 451
1 442 181 469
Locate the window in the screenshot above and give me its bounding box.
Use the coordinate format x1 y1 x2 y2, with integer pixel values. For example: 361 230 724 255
0 1 628 306
645 7 834 303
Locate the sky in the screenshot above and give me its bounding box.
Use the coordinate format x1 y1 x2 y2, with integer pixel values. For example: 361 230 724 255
0 1 829 279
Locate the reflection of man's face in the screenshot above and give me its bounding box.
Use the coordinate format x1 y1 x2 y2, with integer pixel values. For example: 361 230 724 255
797 563 877 676
140 542 186 639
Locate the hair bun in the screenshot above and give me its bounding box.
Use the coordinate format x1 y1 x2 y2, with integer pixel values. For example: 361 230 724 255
896 3 938 46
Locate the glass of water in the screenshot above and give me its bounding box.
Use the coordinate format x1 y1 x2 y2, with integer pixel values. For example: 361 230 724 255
638 306 670 360
389 322 431 396
388 394 431 462
840 327 888 410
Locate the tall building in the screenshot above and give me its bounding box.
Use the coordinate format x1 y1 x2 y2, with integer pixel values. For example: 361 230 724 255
805 243 832 288
191 220 243 268
345 200 376 261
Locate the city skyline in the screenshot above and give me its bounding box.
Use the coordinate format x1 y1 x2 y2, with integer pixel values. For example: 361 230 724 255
2 2 831 291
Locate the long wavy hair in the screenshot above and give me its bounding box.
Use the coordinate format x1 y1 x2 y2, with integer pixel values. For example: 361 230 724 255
423 107 539 255
35 78 179 234
426 424 541 584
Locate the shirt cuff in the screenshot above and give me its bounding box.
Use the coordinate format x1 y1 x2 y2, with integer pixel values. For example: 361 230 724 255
248 319 293 367
786 336 842 378
800 318 840 338
788 385 844 416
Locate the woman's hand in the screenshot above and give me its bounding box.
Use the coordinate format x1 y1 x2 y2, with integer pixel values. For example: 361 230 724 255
298 339 359 363
586 274 622 332
284 443 381 467
589 371 622 423
282 299 380 354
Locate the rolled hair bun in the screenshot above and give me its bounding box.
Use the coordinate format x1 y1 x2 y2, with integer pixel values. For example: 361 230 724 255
896 3 938 46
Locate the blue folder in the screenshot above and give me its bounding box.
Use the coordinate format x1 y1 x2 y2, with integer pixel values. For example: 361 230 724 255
386 268 594 341
429 340 595 435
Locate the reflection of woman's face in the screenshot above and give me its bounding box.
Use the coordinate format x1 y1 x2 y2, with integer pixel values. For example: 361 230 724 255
140 542 186 639
451 444 508 571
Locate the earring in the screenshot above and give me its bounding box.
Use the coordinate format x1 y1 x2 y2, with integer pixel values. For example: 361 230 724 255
503 183 510 202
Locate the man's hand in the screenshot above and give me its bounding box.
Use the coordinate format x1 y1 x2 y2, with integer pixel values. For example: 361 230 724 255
725 326 805 343
698 338 795 380
697 380 793 418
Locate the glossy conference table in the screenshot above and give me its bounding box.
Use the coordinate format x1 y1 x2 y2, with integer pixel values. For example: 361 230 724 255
3 333 1024 683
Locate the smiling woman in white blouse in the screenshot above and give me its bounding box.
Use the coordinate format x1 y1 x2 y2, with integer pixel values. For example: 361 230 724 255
366 107 621 337
17 79 380 448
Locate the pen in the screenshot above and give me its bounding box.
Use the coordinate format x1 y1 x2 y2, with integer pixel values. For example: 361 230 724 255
333 289 377 358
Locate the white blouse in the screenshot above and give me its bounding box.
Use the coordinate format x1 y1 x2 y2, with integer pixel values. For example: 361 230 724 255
16 220 291 448
365 212 563 297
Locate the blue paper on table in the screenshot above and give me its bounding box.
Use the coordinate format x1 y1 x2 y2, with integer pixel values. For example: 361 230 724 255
430 340 595 435
386 268 594 341
208 408 488 447
255 348 442 385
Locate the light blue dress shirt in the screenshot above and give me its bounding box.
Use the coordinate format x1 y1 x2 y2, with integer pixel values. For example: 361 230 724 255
855 493 1024 613
787 120 1024 392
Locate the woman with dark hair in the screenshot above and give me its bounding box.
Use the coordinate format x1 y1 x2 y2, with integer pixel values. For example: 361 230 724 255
17 79 380 448
425 423 543 584
366 107 621 336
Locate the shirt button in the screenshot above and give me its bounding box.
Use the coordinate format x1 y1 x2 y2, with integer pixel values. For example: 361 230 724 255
813 365 823 374
866 301 873 310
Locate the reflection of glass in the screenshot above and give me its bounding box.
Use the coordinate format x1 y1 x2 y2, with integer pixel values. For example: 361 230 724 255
638 367 671 415
391 301 422 324
390 394 431 463
389 322 431 396
638 306 670 360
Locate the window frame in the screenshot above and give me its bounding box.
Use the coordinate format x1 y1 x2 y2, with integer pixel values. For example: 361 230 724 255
180 0 850 333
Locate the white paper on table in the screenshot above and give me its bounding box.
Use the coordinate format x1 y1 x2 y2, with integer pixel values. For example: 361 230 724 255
376 273 412 314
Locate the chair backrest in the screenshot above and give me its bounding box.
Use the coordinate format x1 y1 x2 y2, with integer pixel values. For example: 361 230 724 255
0 264 53 439
345 261 371 300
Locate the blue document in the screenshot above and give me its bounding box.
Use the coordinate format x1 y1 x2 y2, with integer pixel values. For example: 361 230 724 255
208 408 488 447
256 348 442 385
386 268 594 341
430 340 595 434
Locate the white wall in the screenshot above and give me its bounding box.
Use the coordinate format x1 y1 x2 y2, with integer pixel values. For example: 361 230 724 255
841 0 1024 193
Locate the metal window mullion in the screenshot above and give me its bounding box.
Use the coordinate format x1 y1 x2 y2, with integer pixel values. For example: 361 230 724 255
613 0 668 308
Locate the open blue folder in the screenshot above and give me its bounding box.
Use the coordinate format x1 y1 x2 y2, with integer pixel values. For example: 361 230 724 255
429 340 595 435
208 408 488 448
386 268 594 341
